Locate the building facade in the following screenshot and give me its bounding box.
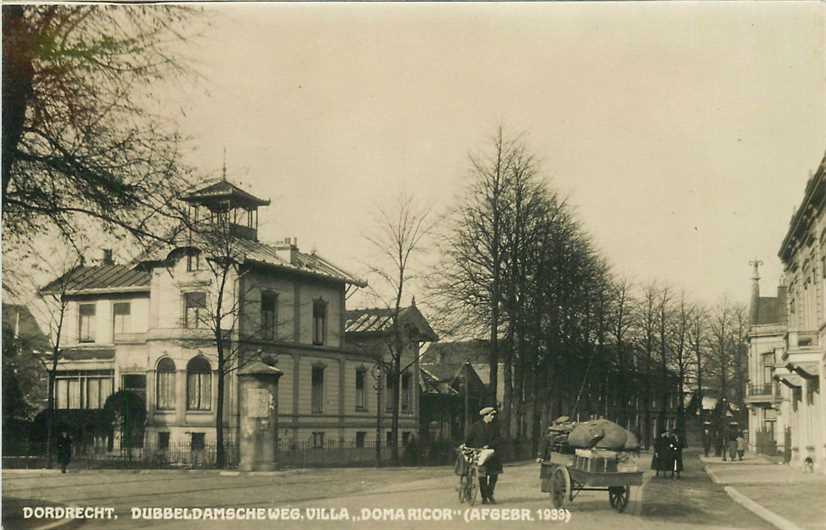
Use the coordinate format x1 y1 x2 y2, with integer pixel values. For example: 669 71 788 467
747 150 826 473
39 179 421 462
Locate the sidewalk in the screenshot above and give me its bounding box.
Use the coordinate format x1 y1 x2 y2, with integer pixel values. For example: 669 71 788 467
703 454 826 530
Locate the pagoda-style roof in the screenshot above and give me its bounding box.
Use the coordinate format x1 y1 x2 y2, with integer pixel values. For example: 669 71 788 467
183 178 271 209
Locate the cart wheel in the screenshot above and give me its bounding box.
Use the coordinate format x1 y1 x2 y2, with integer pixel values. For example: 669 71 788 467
608 486 630 513
550 467 571 509
467 466 479 506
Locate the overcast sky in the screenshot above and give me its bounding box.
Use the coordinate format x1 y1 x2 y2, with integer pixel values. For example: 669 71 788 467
165 1 826 308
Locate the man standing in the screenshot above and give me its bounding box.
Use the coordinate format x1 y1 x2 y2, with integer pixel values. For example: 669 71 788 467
465 406 503 504
56 431 72 473
702 423 712 457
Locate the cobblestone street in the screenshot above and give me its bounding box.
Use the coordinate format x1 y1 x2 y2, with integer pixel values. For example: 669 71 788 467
2 452 778 530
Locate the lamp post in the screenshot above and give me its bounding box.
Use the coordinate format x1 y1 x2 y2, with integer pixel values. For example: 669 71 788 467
371 361 388 468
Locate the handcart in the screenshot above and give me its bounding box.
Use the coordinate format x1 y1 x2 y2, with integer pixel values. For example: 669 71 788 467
539 447 643 513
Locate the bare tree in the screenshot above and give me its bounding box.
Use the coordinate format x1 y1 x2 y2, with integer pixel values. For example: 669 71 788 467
708 298 734 404
3 5 201 253
607 278 635 427
634 283 659 447
687 303 709 425
435 127 523 407
655 285 673 432
35 253 83 467
363 193 435 465
670 292 694 438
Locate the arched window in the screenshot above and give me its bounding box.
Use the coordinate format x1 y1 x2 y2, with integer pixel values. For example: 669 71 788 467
187 356 212 411
156 358 176 410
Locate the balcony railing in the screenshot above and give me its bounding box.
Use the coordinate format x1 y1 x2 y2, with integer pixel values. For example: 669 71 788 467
748 383 774 397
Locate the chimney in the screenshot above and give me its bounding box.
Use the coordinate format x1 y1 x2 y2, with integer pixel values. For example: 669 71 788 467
275 237 298 264
102 249 114 266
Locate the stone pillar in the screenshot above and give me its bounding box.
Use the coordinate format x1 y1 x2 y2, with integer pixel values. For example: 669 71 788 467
176 369 186 425
238 361 283 472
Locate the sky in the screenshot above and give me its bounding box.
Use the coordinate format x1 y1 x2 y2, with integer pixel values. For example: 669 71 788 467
159 1 825 308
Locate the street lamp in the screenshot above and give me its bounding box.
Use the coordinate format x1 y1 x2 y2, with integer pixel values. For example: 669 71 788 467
370 361 388 468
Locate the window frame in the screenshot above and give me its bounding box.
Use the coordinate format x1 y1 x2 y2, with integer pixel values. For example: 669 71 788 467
311 364 325 414
355 368 367 411
191 432 206 451
312 431 325 449
401 372 412 413
261 291 278 340
355 431 366 448
312 299 327 345
54 370 114 410
112 301 131 336
78 303 96 343
183 292 207 329
186 356 212 411
156 358 176 411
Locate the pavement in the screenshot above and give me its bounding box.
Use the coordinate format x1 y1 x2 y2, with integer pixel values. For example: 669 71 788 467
0 450 779 530
702 453 826 530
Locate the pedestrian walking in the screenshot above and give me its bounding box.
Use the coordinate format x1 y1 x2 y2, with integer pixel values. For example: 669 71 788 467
668 430 684 479
702 425 712 457
728 428 738 461
651 431 672 478
736 433 746 461
56 431 72 473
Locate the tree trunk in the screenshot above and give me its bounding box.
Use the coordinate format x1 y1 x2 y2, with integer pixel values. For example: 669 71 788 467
2 5 34 194
46 370 55 468
216 338 225 468
391 358 401 466
502 344 513 439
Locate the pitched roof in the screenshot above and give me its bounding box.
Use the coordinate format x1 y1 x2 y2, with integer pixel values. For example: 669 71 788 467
40 265 151 294
420 339 490 365
345 305 438 341
140 232 367 287
419 367 459 396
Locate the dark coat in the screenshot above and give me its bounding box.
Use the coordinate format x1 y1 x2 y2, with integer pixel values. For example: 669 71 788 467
465 420 504 474
56 434 72 465
651 434 673 472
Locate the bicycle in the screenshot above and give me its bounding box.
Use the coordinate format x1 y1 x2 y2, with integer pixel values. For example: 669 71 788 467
457 445 480 506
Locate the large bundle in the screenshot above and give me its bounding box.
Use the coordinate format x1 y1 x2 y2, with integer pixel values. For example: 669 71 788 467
567 419 640 451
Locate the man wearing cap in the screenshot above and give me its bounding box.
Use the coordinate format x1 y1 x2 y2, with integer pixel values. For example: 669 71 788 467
465 406 503 504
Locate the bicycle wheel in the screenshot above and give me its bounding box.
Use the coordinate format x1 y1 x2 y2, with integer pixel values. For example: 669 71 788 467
467 466 479 506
